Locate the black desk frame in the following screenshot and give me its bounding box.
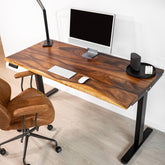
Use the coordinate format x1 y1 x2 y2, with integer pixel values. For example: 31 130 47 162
121 92 153 164
35 73 153 164
35 74 58 97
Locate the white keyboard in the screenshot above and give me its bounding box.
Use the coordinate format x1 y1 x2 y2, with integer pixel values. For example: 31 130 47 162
48 65 76 79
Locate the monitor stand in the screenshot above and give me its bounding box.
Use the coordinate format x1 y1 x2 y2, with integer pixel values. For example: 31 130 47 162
82 48 98 59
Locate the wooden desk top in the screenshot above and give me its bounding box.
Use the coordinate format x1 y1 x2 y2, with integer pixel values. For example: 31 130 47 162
5 40 164 109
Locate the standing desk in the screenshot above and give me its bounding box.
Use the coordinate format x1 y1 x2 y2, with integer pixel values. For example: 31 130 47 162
5 40 164 164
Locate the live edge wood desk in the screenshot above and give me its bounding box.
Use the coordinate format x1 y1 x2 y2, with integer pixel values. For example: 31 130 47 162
5 40 164 164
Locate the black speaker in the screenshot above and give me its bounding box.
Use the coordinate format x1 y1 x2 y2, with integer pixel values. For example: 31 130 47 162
130 53 141 72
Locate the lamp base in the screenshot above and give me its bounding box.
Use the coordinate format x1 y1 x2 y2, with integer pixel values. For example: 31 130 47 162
43 40 53 47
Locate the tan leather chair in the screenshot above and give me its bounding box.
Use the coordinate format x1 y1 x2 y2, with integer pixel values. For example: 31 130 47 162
0 77 62 165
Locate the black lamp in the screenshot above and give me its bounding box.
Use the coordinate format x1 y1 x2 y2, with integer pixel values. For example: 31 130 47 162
36 0 53 47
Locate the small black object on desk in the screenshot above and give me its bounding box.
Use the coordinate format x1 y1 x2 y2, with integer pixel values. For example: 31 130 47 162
126 53 156 78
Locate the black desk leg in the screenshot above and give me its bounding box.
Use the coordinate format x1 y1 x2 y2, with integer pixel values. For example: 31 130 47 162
121 92 153 164
35 75 58 97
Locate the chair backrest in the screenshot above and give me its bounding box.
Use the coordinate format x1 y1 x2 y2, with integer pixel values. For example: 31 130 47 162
0 78 11 129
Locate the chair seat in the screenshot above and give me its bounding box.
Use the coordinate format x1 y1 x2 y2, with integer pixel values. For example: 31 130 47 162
0 78 61 165
7 88 55 130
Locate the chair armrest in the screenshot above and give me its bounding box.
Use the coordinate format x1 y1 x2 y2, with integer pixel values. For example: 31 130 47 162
14 71 34 79
13 104 49 118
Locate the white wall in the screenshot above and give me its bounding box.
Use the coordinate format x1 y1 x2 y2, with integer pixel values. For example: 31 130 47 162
0 0 165 132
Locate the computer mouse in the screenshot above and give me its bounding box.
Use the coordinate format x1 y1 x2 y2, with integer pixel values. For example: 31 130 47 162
78 76 89 84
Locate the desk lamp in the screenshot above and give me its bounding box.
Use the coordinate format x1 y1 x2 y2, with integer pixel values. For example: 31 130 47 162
36 0 53 47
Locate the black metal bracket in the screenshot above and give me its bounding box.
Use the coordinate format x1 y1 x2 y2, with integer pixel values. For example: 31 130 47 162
35 113 39 131
21 115 26 143
9 63 18 69
121 92 153 164
20 75 33 92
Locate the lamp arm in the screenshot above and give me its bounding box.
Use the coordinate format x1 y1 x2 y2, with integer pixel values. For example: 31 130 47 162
43 9 50 42
36 0 53 47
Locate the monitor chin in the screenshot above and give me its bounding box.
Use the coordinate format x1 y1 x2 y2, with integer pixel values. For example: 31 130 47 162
68 37 112 55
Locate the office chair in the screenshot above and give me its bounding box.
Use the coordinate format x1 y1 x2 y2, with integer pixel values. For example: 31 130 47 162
14 70 54 131
0 77 62 165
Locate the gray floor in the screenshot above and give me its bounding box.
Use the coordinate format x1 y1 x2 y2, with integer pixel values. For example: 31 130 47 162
0 41 165 165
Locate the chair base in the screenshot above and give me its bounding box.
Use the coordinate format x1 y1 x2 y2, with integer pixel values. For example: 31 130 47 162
0 127 62 165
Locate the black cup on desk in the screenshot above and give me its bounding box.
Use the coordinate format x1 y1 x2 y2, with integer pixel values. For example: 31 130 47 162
130 53 141 72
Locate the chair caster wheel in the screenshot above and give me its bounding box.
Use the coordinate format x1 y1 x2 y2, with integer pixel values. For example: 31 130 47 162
47 125 53 131
17 129 22 132
0 148 6 155
55 146 62 153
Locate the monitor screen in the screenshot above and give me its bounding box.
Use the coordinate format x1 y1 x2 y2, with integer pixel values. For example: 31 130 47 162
69 9 115 57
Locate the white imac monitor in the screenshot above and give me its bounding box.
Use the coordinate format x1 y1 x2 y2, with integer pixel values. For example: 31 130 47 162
69 9 115 59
